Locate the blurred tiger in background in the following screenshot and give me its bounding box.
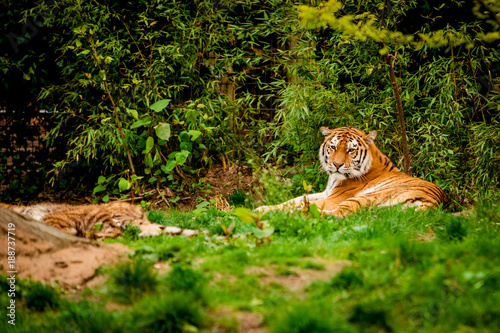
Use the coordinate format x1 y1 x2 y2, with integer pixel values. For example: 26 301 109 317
1 201 200 238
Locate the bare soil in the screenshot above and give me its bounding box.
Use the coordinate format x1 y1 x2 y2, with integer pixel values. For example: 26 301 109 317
201 163 254 211
245 259 352 293
0 207 131 289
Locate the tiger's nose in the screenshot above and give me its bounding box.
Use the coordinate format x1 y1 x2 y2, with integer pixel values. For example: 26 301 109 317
332 162 343 169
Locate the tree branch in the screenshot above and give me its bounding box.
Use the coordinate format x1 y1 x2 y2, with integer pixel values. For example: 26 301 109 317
384 52 412 175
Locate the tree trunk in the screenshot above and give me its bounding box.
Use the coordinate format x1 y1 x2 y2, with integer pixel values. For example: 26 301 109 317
385 53 412 176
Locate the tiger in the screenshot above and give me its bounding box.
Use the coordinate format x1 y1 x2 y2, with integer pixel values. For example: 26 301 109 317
256 126 447 217
0 201 200 238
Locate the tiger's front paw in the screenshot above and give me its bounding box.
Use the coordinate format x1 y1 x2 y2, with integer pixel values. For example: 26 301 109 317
255 205 272 213
138 223 165 237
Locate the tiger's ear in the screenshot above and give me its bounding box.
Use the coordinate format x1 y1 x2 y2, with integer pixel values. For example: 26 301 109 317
320 126 332 137
365 130 377 145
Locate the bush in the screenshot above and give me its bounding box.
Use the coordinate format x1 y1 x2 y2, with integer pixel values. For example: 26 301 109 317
109 258 158 302
23 281 61 312
272 303 357 333
132 293 206 333
165 265 207 301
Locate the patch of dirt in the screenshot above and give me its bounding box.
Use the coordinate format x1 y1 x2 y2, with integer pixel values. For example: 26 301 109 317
0 207 131 289
452 209 474 217
211 307 265 333
245 259 351 293
416 229 437 242
237 312 266 333
209 259 349 333
211 272 239 286
203 163 254 209
15 243 130 289
152 261 172 275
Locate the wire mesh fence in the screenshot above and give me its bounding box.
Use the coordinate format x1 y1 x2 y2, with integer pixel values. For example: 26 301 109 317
0 109 67 200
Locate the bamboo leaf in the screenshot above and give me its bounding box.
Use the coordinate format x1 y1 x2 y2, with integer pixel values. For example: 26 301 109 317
145 136 154 154
150 99 171 112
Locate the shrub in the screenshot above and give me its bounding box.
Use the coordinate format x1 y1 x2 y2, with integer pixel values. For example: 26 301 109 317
272 303 357 333
132 293 206 333
109 258 157 302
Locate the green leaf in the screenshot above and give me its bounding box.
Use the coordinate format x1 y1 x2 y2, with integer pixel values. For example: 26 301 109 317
235 207 257 223
188 130 202 141
102 194 109 203
303 180 313 192
118 178 130 192
180 141 192 151
150 99 171 112
155 122 171 140
186 109 198 124
196 201 210 209
126 108 139 120
163 160 177 173
145 136 154 154
146 154 154 168
131 175 144 182
309 204 321 219
93 184 107 194
175 150 190 165
98 176 106 184
94 222 103 231
130 119 151 129
169 196 180 203
253 227 274 239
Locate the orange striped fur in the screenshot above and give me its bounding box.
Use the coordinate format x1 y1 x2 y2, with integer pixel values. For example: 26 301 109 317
256 126 447 217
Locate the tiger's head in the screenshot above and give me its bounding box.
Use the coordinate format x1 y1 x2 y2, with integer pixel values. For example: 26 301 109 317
319 126 377 181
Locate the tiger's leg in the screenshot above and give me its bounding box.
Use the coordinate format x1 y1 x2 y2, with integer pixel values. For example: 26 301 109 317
319 193 432 218
319 195 378 218
131 219 202 237
254 199 304 213
256 176 337 213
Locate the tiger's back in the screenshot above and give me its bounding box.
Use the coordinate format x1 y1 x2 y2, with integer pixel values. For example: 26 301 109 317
256 126 447 217
43 204 122 238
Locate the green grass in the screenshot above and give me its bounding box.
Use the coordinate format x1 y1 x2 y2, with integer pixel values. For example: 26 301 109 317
3 200 500 332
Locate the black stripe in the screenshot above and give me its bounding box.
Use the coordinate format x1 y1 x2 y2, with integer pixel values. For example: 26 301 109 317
360 149 367 163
